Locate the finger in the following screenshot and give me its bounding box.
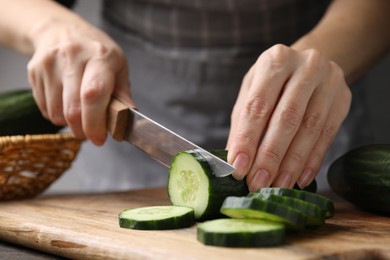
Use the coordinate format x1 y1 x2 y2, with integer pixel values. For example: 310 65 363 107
112 63 134 108
226 65 255 152
297 67 351 188
62 60 86 139
272 53 333 188
272 83 334 188
42 58 66 126
27 58 48 118
34 48 66 125
228 45 295 181
80 59 115 145
247 50 325 191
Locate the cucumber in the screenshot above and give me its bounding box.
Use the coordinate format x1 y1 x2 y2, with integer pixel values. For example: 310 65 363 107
328 144 390 215
168 150 248 220
197 218 285 247
256 188 334 218
119 205 195 230
0 89 63 136
248 193 326 227
220 196 306 230
293 178 318 193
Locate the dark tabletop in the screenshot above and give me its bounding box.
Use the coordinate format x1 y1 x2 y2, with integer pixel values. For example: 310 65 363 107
0 241 65 260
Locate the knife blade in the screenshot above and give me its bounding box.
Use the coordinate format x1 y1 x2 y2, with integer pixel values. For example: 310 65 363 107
107 97 235 177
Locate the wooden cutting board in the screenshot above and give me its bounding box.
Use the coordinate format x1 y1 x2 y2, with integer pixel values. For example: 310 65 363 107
0 188 389 260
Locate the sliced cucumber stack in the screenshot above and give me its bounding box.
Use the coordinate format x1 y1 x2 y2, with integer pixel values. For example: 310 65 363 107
168 150 248 220
220 196 306 230
248 193 326 227
119 205 195 230
197 218 285 247
255 188 334 218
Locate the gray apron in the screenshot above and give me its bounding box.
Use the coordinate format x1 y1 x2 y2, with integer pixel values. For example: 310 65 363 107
53 0 373 193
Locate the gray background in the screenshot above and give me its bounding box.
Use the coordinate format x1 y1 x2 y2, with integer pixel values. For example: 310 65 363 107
1 0 389 193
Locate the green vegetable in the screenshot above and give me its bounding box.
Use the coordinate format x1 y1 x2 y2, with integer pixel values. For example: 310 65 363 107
220 196 306 230
0 89 63 136
328 144 390 215
248 192 326 227
197 218 285 247
119 205 195 230
256 187 334 218
168 150 248 220
293 179 318 193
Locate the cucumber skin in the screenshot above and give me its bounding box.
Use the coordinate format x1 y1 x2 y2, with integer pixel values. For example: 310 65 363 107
197 219 285 247
119 210 195 230
249 193 326 227
221 196 306 230
0 89 63 136
328 144 390 215
256 188 334 218
168 150 248 221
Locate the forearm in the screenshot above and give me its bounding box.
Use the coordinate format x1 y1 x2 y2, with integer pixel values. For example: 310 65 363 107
0 0 84 55
292 0 390 84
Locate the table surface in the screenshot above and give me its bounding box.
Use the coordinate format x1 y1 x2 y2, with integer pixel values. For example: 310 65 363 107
0 241 61 259
0 188 389 260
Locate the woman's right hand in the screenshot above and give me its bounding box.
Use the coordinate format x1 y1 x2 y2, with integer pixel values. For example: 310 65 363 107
27 15 134 146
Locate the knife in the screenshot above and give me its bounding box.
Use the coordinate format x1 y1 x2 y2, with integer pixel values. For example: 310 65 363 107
107 97 235 177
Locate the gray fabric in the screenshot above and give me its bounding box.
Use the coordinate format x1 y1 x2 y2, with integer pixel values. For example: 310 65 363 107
102 0 331 48
64 0 373 193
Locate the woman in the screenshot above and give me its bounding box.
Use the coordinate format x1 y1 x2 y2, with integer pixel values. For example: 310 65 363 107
0 0 389 192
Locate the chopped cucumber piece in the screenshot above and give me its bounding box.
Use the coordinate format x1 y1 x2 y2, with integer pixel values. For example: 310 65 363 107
221 196 306 230
256 188 334 218
119 205 195 230
249 193 326 227
197 218 285 247
168 150 248 220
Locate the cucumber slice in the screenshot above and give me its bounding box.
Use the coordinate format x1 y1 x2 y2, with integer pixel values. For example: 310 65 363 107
119 205 195 230
168 150 248 220
197 218 285 247
249 193 326 227
256 188 334 218
221 196 306 230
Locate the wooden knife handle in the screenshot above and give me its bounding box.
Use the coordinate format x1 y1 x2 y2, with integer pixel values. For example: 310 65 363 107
107 97 130 141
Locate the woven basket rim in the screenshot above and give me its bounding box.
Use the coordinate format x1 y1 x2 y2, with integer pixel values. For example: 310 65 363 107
0 132 82 200
0 133 80 146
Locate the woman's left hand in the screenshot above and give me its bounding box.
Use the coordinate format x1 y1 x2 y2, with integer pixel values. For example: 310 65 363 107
226 44 352 192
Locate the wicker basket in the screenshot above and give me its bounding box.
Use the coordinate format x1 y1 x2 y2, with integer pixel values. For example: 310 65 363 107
0 133 82 200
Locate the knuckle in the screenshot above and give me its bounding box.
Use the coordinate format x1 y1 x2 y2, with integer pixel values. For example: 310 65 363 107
41 50 57 70
244 96 270 120
94 41 109 56
260 143 282 165
322 124 338 143
278 105 302 130
234 133 259 147
263 44 291 70
303 112 324 136
81 78 107 103
307 149 323 168
304 49 323 69
64 106 81 125
59 42 81 58
286 150 305 164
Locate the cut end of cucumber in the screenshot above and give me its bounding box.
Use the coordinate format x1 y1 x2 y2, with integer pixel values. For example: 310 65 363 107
168 152 209 219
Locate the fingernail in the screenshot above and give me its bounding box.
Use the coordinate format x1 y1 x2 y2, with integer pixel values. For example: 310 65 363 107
232 153 249 180
274 171 293 188
297 168 314 189
249 169 270 192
